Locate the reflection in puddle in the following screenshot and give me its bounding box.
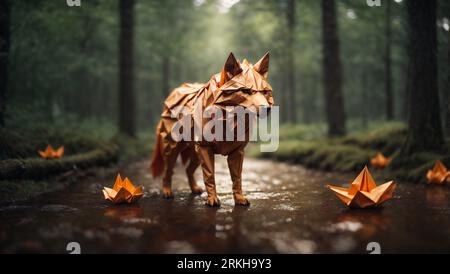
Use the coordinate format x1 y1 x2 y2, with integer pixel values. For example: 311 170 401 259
331 235 357 253
4 157 450 253
0 205 31 211
271 232 317 254
104 205 143 220
327 209 390 239
165 240 196 254
109 226 143 238
39 223 75 239
273 204 297 211
327 221 362 233
123 218 155 225
247 192 281 200
426 186 448 207
41 204 79 213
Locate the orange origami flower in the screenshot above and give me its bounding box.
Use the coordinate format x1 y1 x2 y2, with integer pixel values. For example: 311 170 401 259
370 152 392 168
38 145 64 159
102 174 144 204
328 166 396 208
426 160 450 184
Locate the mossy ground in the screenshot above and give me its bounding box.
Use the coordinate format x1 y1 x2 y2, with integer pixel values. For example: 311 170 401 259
0 119 154 204
247 121 450 184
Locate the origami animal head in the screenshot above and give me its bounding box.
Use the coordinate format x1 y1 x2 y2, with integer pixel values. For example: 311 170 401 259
215 52 274 116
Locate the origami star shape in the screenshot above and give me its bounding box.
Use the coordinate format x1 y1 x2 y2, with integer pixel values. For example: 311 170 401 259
328 166 396 208
370 152 392 169
38 145 64 159
426 160 450 185
102 174 143 204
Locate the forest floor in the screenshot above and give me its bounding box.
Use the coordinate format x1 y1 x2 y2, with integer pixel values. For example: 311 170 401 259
0 120 154 203
1 157 450 253
248 122 450 184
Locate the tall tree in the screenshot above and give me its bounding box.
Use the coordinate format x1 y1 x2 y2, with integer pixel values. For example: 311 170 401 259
403 0 443 153
321 0 346 136
0 0 11 127
447 29 450 136
286 0 297 123
119 0 136 136
384 0 394 120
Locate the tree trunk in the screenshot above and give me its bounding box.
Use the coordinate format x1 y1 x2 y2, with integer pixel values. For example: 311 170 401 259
0 0 11 127
286 0 297 123
119 0 136 137
321 0 346 136
446 30 450 136
385 0 394 120
403 0 443 154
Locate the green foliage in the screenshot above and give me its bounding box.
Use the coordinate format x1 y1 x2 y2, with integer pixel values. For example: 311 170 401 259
339 122 407 153
253 122 450 183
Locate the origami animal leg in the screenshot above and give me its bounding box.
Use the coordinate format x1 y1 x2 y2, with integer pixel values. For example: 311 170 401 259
227 147 249 206
161 141 180 199
196 144 220 207
186 154 203 194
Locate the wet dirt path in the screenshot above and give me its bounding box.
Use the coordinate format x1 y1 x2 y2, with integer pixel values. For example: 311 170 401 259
1 157 450 253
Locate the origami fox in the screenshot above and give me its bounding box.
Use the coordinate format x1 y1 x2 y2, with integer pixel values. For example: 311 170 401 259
426 160 450 184
328 166 396 208
38 145 64 159
151 52 273 207
102 174 144 204
370 152 392 168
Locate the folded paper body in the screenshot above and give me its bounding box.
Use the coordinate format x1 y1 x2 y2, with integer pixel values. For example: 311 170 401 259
426 160 450 184
328 166 396 208
38 145 64 159
102 174 143 204
370 152 391 168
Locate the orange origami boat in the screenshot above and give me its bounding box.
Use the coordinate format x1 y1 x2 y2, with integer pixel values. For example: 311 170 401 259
370 152 392 168
328 166 396 208
38 145 64 159
426 160 450 184
102 174 144 204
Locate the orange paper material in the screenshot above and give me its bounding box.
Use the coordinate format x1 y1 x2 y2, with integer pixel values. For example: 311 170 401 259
38 145 64 159
102 174 143 204
328 166 396 208
426 160 450 184
370 152 391 168
150 52 274 207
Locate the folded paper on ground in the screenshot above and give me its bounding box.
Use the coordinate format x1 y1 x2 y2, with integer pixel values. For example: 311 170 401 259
38 145 64 159
328 166 396 208
102 174 143 204
426 160 450 184
370 152 391 168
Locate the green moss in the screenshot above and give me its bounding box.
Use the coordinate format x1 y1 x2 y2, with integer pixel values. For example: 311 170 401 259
252 122 449 183
0 144 119 180
339 122 407 154
279 124 327 141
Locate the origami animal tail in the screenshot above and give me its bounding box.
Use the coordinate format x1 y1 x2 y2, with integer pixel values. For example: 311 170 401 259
151 121 164 178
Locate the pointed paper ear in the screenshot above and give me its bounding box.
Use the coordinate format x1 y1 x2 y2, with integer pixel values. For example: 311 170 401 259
254 52 270 78
219 52 242 86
